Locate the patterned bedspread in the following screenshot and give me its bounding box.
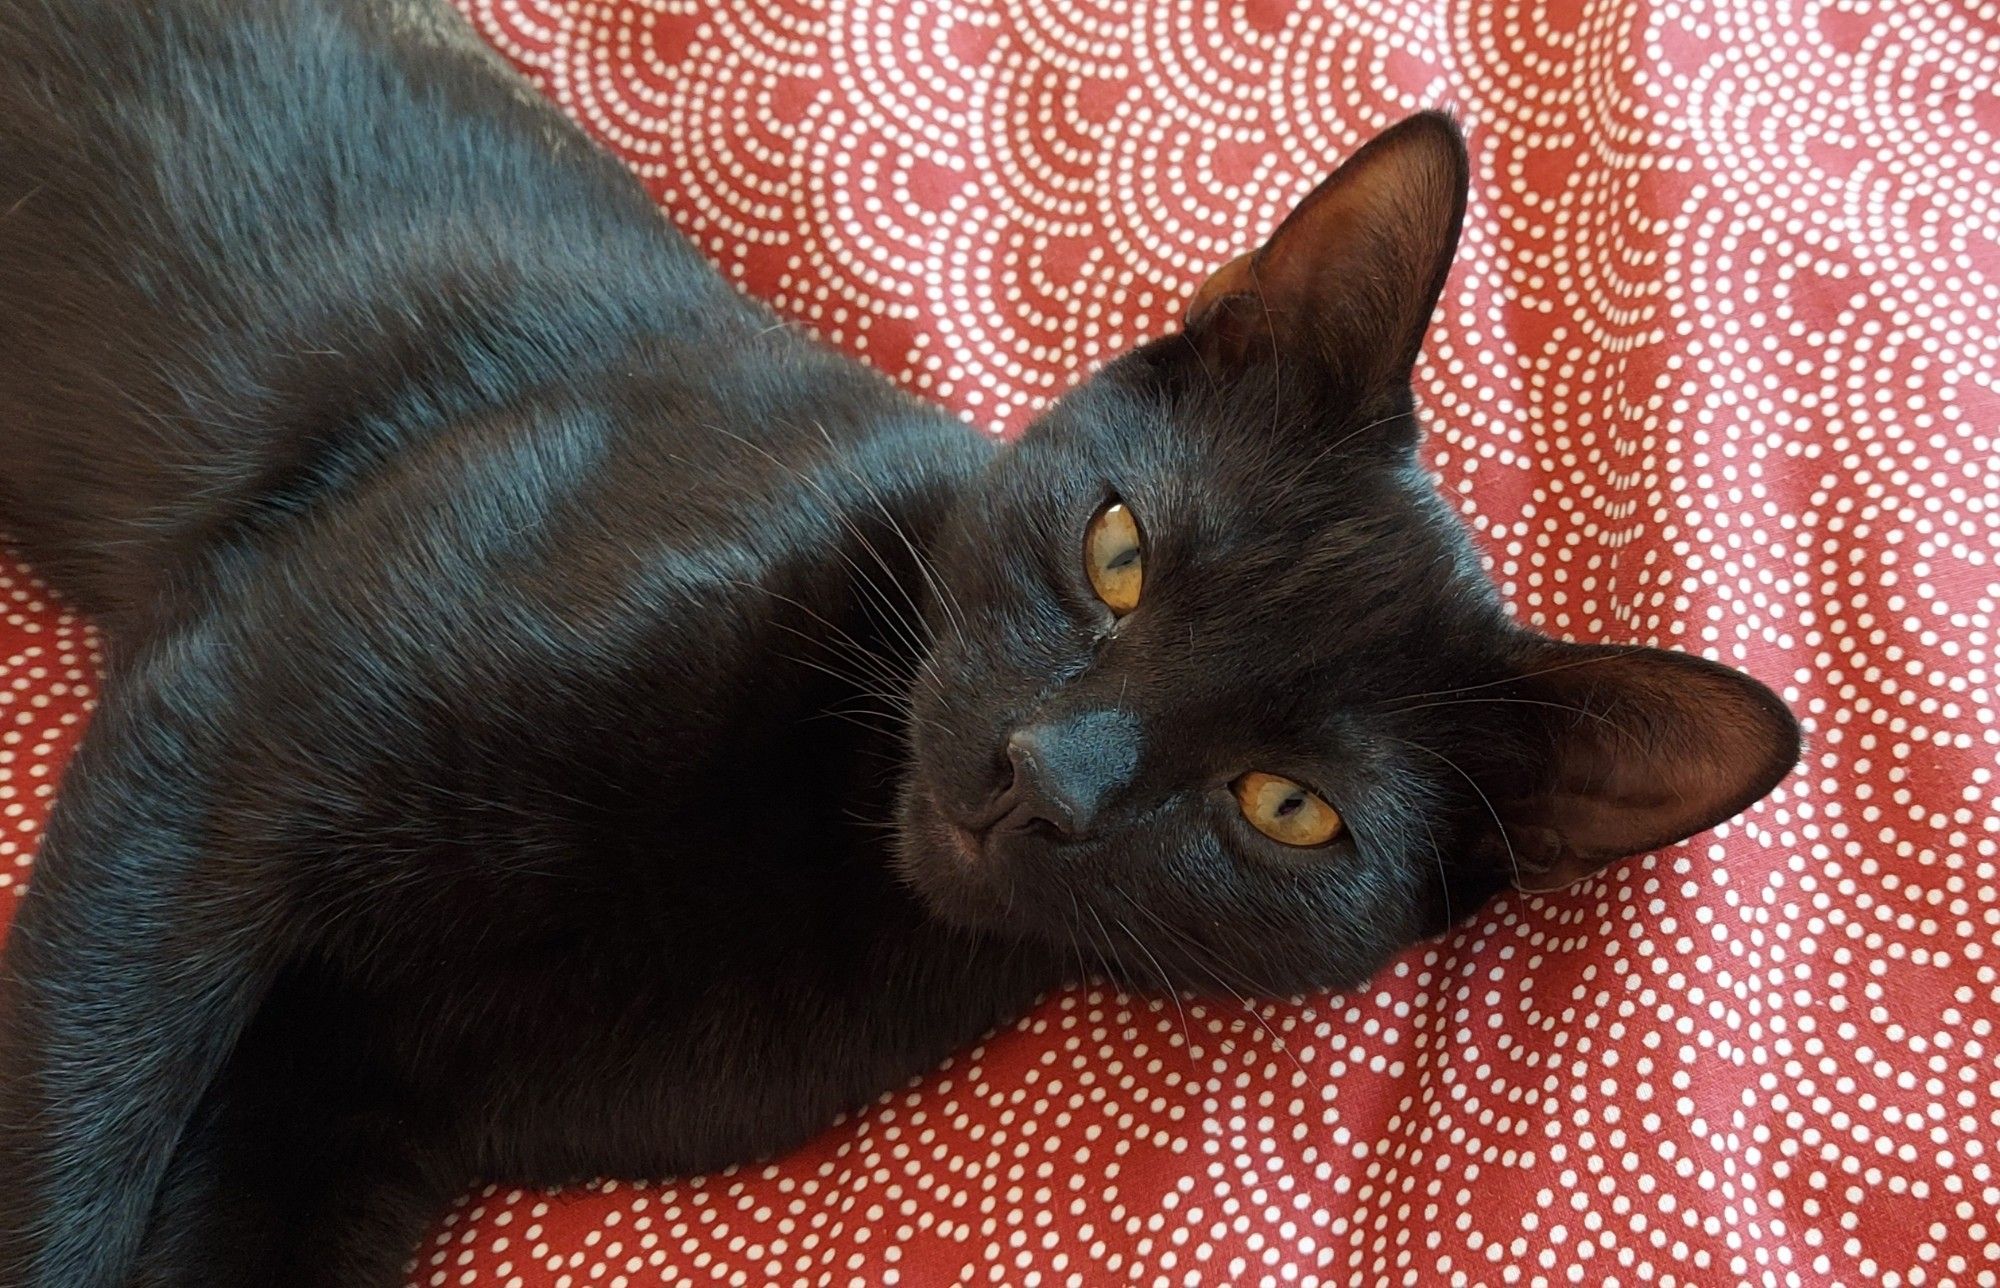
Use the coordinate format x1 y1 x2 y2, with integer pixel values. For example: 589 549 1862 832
3 2 1994 1283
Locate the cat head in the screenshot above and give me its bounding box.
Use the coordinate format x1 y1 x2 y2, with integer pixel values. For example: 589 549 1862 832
897 113 1799 996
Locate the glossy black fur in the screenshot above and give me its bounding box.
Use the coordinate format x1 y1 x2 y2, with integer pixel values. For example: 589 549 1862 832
0 2 1800 1285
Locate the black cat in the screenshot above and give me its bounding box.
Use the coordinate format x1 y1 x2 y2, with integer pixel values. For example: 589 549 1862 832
0 1 1800 1284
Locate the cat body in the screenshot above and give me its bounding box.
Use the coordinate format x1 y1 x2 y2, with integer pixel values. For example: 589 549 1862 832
0 2 1049 1282
0 2 1799 1285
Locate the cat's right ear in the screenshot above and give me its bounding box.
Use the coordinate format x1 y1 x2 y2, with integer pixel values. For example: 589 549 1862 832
1181 111 1468 394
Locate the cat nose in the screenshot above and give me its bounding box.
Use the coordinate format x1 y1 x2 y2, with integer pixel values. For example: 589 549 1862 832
993 708 1142 840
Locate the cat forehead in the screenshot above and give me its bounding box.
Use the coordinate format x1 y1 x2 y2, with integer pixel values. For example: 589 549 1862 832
1033 379 1422 510
1143 464 1468 601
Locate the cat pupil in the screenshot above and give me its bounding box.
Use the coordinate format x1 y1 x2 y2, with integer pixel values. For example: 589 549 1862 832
1277 795 1302 817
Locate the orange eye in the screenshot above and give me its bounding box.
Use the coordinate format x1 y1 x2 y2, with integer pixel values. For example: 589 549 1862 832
1084 501 1143 615
1233 772 1343 847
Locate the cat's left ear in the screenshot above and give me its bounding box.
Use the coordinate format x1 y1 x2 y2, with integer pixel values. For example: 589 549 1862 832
1479 642 1802 892
1183 111 1468 390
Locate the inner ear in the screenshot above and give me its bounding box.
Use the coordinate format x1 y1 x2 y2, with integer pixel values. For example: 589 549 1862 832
1184 110 1468 390
1484 642 1801 891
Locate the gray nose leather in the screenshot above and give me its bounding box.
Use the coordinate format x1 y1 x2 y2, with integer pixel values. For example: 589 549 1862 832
996 707 1143 838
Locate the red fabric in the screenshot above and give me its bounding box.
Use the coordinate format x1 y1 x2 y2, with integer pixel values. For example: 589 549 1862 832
5 1 1998 1283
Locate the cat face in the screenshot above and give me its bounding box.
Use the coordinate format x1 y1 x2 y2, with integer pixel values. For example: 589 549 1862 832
896 114 1799 996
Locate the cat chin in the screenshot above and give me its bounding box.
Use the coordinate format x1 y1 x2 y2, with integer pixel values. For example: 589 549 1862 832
891 781 1038 934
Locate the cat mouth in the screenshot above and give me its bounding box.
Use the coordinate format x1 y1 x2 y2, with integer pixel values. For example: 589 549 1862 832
945 821 985 865
895 784 1025 929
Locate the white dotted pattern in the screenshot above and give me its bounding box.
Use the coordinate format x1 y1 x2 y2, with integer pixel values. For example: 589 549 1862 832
0 560 95 899
2 2 1996 1285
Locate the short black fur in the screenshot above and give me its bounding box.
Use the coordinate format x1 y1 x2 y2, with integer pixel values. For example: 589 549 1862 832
0 3 1800 1285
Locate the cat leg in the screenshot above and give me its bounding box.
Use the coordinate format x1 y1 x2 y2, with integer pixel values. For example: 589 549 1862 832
129 1079 292 1288
0 632 290 1288
131 1037 462 1288
285 1141 463 1288
133 1107 457 1288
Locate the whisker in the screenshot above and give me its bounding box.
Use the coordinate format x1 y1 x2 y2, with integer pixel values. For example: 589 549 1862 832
1071 892 1115 990
1421 815 1451 929
1119 897 1308 1083
1280 409 1413 489
809 421 971 643
1382 695 1651 754
726 579 913 691
770 650 905 706
1106 903 1203 1073
699 425 939 662
1388 736 1521 889
1064 889 1093 991
1368 648 1644 709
